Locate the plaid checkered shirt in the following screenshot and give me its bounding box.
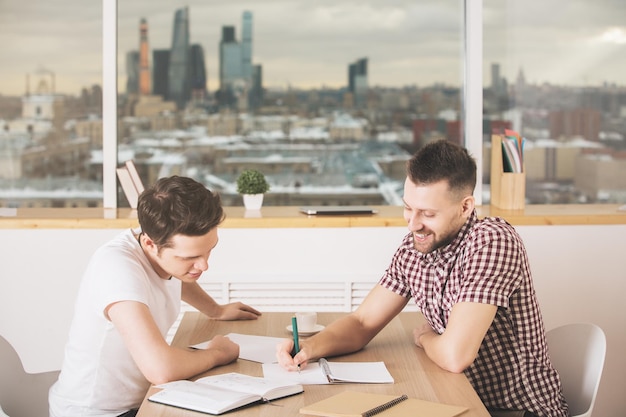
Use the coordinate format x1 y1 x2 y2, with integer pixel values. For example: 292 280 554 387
379 210 568 417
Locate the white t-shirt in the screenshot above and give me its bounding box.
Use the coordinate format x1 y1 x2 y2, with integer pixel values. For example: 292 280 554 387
49 229 181 417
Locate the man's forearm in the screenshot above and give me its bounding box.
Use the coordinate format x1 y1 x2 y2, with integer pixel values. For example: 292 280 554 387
305 315 377 360
181 281 221 317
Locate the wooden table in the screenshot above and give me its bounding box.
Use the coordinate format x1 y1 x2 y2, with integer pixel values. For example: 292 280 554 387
137 312 490 417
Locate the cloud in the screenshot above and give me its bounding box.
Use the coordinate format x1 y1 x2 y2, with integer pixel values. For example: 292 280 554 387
483 0 626 85
116 2 463 90
0 0 624 96
596 27 626 44
0 1 101 95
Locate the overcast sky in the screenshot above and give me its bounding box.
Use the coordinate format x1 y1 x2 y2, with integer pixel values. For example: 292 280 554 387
0 0 624 97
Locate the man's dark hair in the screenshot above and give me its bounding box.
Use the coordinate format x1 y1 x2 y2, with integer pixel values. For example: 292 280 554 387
407 139 477 197
137 175 224 248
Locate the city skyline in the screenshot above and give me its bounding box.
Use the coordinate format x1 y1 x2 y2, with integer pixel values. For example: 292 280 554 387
0 0 625 96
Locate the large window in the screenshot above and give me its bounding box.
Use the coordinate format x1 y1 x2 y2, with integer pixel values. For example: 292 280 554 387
115 1 463 207
0 1 102 208
2 1 625 209
483 0 626 204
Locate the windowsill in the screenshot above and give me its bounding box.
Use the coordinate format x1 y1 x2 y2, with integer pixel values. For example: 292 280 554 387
1 204 625 229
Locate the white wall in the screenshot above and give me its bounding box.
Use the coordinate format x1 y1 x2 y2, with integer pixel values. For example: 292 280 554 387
1 225 624 417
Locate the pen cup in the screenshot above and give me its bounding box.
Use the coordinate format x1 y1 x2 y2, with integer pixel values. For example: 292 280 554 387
490 134 526 210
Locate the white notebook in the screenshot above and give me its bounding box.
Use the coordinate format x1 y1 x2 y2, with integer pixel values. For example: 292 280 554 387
262 358 394 385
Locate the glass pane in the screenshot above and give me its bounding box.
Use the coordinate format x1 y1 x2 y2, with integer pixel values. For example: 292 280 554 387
0 1 102 209
117 1 463 207
484 1 626 204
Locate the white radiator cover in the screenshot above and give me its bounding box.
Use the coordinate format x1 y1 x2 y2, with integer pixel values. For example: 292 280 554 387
168 279 418 342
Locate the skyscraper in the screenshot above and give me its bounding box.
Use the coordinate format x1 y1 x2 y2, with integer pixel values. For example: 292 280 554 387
139 18 151 95
189 44 208 103
168 7 190 109
491 62 501 91
348 58 368 108
218 11 257 111
241 11 253 82
152 49 170 99
219 25 243 108
126 51 139 95
249 64 264 111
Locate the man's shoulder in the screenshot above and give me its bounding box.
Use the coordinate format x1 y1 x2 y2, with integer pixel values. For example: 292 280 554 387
100 228 137 248
466 216 523 246
91 229 142 264
474 216 516 233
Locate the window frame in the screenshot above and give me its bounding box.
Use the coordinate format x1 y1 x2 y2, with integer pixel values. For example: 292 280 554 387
103 0 118 209
101 1 484 209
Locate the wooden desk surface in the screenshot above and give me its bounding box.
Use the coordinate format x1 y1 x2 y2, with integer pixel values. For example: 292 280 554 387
137 312 489 417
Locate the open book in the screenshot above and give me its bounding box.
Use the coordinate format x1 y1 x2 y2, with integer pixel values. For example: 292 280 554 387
262 358 394 385
148 372 303 415
300 391 468 417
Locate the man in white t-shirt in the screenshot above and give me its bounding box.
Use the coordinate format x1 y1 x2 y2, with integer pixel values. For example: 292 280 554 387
49 176 261 417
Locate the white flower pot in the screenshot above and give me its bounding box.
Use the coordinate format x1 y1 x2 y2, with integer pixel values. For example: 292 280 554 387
243 193 264 210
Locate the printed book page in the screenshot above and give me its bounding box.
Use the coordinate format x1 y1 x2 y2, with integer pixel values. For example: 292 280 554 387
149 379 258 415
150 372 303 415
191 372 302 399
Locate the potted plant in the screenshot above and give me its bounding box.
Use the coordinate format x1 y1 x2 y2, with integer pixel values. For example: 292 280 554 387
236 169 270 210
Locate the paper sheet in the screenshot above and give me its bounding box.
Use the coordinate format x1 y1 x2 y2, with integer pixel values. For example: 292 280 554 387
191 333 283 363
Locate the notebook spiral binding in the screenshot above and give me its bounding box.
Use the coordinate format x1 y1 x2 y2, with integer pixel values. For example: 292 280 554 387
319 358 333 383
361 394 408 417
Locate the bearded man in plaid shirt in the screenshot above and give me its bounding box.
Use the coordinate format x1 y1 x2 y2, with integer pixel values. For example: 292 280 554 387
278 140 568 417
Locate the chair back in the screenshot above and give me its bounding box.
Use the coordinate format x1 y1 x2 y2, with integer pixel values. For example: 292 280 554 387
546 323 606 417
0 334 60 417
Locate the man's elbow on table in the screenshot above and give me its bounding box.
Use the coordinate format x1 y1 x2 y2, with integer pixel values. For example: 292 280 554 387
438 351 476 374
420 332 477 374
142 363 180 386
138 350 203 386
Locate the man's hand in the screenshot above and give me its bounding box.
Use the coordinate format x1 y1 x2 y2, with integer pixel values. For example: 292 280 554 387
182 282 261 321
413 323 435 348
276 338 310 371
204 335 240 366
213 302 262 320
